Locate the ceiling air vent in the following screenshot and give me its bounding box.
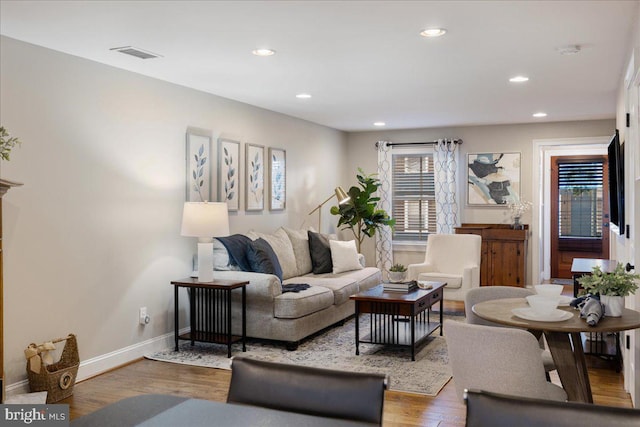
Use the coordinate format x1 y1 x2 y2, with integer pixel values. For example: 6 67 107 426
110 46 162 59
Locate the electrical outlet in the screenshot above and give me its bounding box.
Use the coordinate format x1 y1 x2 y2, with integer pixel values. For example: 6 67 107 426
139 307 150 325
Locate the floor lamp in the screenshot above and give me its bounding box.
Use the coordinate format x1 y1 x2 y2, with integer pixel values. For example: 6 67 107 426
307 187 350 232
181 202 230 282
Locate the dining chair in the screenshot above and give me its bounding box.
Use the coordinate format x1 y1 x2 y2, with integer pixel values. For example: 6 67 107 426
464 389 640 427
227 356 387 426
407 233 481 301
444 320 567 402
464 286 556 377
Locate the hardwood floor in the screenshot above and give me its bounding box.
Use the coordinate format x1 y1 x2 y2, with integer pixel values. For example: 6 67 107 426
65 299 633 426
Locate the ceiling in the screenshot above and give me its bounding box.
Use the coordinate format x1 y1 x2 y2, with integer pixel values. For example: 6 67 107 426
0 1 637 132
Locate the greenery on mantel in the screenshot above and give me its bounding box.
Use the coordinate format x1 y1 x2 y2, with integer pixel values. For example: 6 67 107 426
578 263 640 297
330 168 395 252
0 127 22 161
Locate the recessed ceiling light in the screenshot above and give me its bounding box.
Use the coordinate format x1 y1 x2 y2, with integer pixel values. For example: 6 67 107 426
509 76 529 83
533 112 547 118
296 93 312 99
252 48 276 56
373 122 386 127
420 28 447 37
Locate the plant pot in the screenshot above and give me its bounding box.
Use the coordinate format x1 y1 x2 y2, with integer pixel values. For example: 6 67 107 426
601 295 624 317
388 271 407 283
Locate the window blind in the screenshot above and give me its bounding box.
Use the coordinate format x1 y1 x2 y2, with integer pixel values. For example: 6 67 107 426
557 161 604 238
392 153 436 241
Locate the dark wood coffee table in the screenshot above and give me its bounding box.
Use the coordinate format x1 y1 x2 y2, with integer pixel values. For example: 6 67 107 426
350 282 446 361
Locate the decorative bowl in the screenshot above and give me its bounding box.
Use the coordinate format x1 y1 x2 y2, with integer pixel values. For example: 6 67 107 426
388 271 407 283
526 295 560 316
534 284 563 297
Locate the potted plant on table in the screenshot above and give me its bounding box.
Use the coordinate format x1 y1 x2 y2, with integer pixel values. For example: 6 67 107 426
577 263 640 317
388 263 407 283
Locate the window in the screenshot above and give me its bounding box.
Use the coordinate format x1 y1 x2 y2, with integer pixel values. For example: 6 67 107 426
557 161 604 238
392 152 436 241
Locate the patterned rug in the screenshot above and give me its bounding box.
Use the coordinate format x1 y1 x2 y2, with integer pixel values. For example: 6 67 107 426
146 314 464 396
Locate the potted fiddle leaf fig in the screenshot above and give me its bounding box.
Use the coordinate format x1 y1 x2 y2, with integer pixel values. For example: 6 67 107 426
0 126 21 161
578 263 640 317
330 168 395 252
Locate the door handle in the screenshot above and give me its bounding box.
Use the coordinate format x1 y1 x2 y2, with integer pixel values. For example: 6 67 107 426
626 263 635 272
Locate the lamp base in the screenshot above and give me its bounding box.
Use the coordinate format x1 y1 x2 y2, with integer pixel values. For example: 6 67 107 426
197 242 214 282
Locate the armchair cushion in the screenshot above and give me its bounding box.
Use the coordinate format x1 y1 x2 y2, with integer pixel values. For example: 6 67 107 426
418 273 462 289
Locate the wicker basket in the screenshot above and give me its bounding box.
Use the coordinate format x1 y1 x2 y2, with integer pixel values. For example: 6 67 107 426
26 334 79 403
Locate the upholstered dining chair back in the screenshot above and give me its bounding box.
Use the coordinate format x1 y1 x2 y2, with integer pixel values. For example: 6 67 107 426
227 356 387 426
444 320 566 402
464 286 556 376
465 389 640 427
465 286 534 326
407 234 481 301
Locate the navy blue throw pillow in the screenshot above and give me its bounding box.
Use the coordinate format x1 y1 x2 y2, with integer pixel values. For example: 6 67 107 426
247 238 283 282
308 231 333 274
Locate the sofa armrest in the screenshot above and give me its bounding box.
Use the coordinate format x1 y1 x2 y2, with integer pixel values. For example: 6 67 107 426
407 262 434 280
212 271 282 300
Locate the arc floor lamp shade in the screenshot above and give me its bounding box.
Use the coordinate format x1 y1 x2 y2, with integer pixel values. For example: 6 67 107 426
307 186 350 231
181 202 230 282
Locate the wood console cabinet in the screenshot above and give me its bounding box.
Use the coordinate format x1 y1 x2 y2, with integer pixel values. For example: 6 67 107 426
455 223 528 287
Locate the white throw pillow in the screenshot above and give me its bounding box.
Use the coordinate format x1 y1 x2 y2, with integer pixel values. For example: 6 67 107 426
329 240 363 274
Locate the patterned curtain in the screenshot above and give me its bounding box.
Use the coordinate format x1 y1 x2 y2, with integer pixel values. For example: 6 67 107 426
433 139 459 234
376 140 393 279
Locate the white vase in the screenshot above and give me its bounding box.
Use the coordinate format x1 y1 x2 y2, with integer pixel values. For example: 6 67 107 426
601 295 624 317
388 271 407 283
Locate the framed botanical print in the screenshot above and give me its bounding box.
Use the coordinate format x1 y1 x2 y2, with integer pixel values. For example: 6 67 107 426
186 131 211 202
218 138 240 211
269 148 286 210
245 143 265 211
467 152 521 205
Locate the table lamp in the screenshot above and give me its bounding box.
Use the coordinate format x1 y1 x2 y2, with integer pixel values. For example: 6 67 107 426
307 186 350 231
181 202 230 282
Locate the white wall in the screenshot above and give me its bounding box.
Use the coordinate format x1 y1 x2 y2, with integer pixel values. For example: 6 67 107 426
346 120 615 278
0 36 347 387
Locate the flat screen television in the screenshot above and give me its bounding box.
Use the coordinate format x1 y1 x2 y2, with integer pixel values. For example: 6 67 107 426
607 129 625 234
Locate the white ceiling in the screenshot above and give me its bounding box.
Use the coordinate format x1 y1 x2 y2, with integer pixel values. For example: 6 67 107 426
0 1 637 131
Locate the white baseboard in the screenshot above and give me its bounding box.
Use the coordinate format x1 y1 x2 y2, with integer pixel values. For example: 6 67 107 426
5 328 188 397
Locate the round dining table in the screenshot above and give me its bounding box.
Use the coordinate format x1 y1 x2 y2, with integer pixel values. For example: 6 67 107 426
472 297 640 403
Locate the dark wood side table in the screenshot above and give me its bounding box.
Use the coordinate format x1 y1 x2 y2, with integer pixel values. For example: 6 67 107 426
350 282 446 361
171 278 249 358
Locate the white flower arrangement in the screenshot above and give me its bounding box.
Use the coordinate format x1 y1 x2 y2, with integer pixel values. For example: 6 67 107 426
508 200 532 219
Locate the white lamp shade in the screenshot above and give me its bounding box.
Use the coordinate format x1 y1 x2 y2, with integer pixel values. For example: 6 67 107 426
180 202 230 238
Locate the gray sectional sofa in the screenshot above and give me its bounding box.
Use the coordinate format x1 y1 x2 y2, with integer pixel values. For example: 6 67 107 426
210 227 382 349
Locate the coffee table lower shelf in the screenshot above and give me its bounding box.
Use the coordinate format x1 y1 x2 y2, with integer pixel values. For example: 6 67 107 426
358 314 441 348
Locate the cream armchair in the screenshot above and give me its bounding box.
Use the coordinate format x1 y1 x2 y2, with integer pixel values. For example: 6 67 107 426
407 234 481 301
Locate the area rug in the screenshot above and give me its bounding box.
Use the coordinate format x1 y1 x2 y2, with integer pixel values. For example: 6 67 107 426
146 314 463 396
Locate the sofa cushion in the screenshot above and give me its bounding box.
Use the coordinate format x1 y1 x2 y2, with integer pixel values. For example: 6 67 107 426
418 272 462 289
283 227 313 276
294 268 380 305
247 238 283 282
246 229 298 280
274 285 334 319
213 239 241 271
308 231 333 274
329 240 363 274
